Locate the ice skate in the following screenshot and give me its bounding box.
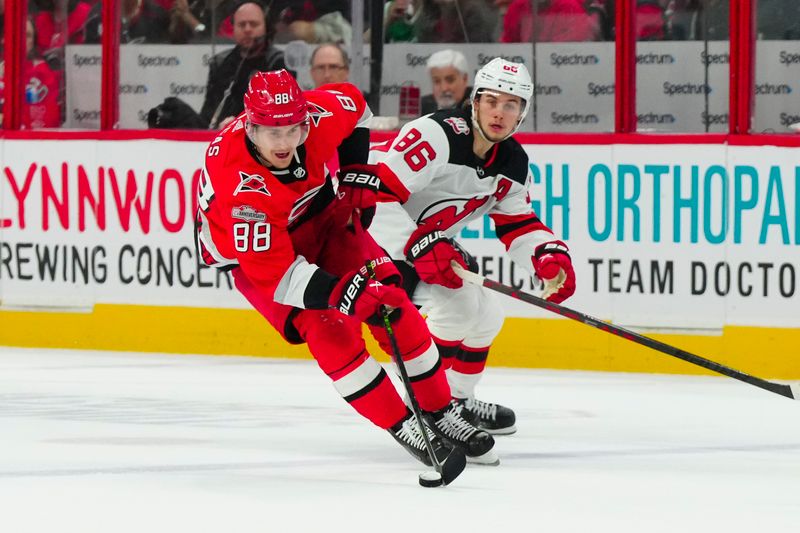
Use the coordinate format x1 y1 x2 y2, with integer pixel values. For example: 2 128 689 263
425 401 499 466
455 397 517 435
388 413 452 467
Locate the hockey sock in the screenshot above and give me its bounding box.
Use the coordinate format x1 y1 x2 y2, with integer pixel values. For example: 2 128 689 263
297 309 408 429
447 345 490 399
368 301 451 413
329 349 410 429
433 336 460 370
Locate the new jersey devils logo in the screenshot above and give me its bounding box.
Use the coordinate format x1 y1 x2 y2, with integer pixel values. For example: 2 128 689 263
234 171 271 197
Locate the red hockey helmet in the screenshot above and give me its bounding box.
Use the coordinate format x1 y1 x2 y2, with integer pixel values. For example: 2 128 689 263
244 69 309 127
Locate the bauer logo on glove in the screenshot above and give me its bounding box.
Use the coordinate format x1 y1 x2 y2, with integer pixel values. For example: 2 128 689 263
335 164 382 230
404 225 467 289
341 171 381 189
407 230 447 260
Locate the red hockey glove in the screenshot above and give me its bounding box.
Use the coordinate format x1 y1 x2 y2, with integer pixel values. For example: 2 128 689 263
366 255 402 287
336 164 381 229
329 267 408 323
531 240 576 304
404 225 467 289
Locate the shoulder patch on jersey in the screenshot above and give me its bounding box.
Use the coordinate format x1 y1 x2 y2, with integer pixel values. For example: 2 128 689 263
444 117 470 135
231 205 267 222
427 108 474 166
308 103 333 127
234 171 271 197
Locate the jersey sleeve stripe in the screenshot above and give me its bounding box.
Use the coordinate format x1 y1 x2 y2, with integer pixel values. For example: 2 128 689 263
273 255 329 309
491 213 552 248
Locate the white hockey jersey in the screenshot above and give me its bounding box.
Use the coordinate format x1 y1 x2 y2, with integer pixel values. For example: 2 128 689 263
369 108 558 278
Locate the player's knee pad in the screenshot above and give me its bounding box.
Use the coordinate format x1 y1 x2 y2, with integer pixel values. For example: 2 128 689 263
368 299 432 361
424 283 490 341
294 309 367 374
466 288 505 347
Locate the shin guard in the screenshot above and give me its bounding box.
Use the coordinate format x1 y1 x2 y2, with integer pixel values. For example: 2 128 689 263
296 309 408 429
368 302 451 413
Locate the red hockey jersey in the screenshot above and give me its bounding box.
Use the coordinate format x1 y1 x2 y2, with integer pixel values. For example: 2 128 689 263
195 83 371 308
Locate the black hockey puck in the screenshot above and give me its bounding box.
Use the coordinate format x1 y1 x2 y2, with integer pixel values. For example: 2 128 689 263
418 471 444 488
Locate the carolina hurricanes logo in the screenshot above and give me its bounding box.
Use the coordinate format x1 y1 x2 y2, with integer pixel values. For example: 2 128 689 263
308 103 333 127
444 117 470 135
25 77 48 104
234 171 271 197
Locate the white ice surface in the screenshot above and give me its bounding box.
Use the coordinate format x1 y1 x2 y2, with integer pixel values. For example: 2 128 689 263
1 347 799 533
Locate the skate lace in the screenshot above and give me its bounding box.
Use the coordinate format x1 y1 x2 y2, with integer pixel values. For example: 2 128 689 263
397 417 434 449
466 398 497 421
438 403 477 442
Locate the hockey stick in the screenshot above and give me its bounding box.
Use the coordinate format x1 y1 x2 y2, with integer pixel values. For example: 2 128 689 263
364 262 466 487
452 263 800 401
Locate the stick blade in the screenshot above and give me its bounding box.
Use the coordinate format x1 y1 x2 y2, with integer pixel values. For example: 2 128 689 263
790 383 800 400
440 447 467 485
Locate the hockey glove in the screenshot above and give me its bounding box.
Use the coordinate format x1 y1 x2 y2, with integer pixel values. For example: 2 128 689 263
329 267 408 323
404 225 467 289
336 164 381 229
450 239 480 274
531 240 576 304
366 255 402 287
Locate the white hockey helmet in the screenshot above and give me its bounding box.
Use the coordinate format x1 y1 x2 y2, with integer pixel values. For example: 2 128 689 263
470 58 534 140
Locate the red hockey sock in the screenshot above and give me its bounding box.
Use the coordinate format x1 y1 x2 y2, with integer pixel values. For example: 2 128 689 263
432 336 461 370
296 309 408 429
368 301 451 413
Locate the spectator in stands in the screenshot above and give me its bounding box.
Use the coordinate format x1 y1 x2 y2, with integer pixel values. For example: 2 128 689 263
309 42 350 87
420 49 471 115
0 17 61 128
199 1 288 129
384 0 417 43
85 0 171 43
32 1 95 52
272 1 352 46
501 0 602 42
415 0 500 43
168 0 212 43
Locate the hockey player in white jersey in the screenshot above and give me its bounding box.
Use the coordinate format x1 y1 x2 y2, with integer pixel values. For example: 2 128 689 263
368 58 576 435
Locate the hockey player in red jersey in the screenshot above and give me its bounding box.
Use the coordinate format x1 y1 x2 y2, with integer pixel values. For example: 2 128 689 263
194 69 498 466
368 58 576 435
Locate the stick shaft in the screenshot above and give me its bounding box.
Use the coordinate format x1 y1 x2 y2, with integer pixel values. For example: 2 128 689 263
454 265 796 400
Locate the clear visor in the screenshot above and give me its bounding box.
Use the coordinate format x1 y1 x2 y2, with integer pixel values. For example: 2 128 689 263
248 121 310 151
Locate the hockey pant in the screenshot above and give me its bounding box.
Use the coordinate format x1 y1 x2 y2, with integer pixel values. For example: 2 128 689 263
412 280 505 400
231 211 450 430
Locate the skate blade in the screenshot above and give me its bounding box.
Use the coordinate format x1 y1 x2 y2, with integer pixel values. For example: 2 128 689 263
466 449 500 466
481 424 517 436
